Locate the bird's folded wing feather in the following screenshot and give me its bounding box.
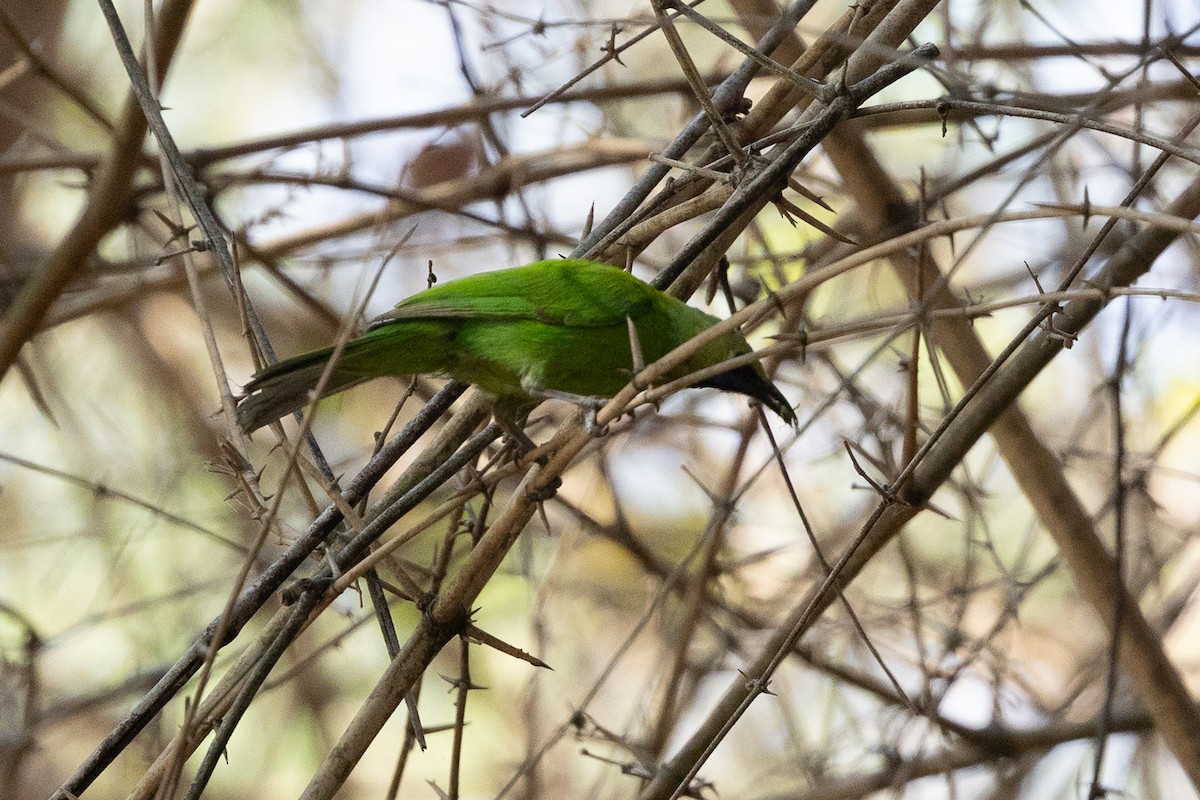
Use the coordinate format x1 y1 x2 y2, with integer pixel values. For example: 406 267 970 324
368 262 657 329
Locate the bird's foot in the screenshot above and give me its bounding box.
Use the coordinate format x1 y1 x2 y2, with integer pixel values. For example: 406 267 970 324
495 416 546 465
584 406 609 438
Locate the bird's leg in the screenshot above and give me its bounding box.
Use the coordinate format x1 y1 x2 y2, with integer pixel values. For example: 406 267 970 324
490 398 546 463
524 388 610 437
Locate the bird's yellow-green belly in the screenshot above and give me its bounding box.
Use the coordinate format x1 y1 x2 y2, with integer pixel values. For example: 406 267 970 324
450 320 663 398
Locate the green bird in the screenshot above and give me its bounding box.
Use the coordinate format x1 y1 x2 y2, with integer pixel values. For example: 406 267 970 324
236 259 793 433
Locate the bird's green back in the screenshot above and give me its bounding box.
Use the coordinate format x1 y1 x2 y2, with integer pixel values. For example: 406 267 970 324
373 259 658 327
360 259 750 399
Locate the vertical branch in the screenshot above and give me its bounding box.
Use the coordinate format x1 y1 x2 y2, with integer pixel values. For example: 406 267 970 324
1089 297 1134 795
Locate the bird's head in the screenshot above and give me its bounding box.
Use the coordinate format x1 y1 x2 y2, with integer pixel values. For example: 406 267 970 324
688 330 794 425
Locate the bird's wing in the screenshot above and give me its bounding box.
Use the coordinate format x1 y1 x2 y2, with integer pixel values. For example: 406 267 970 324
368 260 658 330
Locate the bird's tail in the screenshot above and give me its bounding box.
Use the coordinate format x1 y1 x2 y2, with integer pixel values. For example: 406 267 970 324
235 321 456 432
236 344 372 432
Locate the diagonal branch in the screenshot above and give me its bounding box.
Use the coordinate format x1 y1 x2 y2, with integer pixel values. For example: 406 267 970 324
0 0 194 381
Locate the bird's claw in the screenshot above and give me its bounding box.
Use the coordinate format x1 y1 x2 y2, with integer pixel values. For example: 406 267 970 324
572 395 608 437
495 416 547 465
585 406 609 438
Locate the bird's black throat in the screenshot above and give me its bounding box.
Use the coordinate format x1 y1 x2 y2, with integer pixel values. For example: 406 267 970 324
696 365 794 424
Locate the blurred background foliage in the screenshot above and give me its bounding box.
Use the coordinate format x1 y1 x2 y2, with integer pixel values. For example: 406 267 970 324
1 0 1200 798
